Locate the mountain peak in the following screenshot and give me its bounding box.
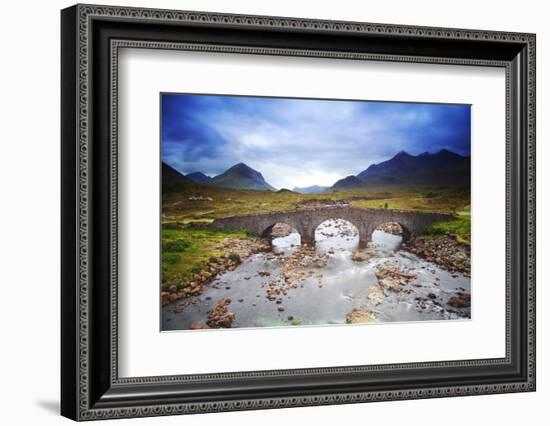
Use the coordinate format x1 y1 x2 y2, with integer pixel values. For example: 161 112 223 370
437 148 454 155
162 162 193 190
394 150 412 158
228 162 253 171
434 149 464 159
210 163 275 191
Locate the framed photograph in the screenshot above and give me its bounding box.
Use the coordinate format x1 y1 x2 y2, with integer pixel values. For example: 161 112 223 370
160 93 472 331
61 4 536 421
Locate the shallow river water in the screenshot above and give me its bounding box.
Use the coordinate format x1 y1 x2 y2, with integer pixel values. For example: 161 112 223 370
163 219 470 330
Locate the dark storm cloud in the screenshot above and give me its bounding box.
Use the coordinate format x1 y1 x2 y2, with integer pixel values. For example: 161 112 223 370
161 94 471 189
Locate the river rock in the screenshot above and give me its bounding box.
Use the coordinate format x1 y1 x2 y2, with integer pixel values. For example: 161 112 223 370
375 264 417 292
351 250 371 262
346 308 376 324
367 285 386 305
447 292 471 308
206 298 235 328
402 236 470 274
190 322 208 330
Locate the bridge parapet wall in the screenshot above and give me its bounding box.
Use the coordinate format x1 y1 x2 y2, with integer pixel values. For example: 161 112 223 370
210 206 455 245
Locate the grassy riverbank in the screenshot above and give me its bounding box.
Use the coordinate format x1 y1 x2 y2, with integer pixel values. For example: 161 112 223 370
425 215 471 244
161 225 256 290
162 184 470 222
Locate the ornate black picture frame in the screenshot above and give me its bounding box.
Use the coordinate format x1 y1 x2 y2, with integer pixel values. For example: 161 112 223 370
61 4 536 421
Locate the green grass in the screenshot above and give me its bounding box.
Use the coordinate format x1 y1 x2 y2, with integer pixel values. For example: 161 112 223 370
351 187 469 212
161 225 253 289
162 238 191 252
162 185 471 224
425 215 471 244
163 253 181 265
424 190 439 198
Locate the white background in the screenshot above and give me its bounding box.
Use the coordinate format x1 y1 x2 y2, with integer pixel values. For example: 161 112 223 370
0 0 547 425
119 49 506 377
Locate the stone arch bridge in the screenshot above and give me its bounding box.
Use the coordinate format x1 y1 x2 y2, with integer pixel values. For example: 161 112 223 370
210 206 455 247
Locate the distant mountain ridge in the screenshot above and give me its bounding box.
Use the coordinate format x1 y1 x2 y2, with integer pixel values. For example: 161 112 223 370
292 185 329 194
357 149 468 180
164 162 275 191
163 149 469 194
331 175 364 190
330 149 470 190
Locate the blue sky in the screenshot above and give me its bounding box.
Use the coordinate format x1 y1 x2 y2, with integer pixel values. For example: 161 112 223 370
162 94 470 189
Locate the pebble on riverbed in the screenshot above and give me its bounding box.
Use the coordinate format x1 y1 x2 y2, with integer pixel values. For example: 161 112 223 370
351 249 371 262
190 322 208 330
375 264 417 292
346 308 376 324
447 292 471 308
367 285 386 305
206 298 235 328
402 236 470 274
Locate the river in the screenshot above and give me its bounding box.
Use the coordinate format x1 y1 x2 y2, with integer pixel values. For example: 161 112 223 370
162 219 471 331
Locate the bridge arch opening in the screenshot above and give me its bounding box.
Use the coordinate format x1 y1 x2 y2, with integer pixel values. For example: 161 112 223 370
314 218 359 252
371 222 409 251
261 223 301 254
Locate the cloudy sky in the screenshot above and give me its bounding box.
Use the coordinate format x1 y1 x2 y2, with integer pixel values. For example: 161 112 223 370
161 94 471 189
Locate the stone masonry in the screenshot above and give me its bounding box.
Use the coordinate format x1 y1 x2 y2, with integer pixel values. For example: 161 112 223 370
210 206 455 247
